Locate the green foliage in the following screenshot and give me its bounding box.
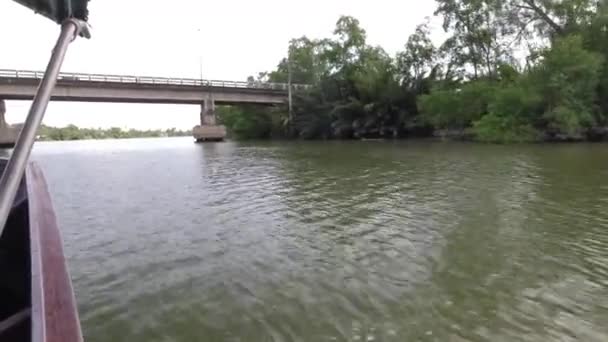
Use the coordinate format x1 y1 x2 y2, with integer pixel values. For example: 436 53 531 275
534 35 603 135
397 20 438 92
473 114 540 143
419 81 496 130
473 84 542 142
37 125 191 141
265 16 425 140
488 83 542 123
497 64 519 83
243 3 608 143
582 4 608 122
218 106 288 139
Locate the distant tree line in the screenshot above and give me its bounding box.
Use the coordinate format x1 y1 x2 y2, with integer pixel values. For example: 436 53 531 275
221 0 608 142
37 124 191 141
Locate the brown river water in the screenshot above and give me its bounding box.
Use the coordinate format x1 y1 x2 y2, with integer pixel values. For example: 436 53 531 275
32 138 608 341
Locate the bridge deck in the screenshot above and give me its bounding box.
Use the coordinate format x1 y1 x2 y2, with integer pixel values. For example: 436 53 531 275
0 69 309 105
0 69 308 91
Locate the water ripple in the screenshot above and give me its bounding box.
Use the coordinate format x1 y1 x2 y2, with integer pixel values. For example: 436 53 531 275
31 139 608 342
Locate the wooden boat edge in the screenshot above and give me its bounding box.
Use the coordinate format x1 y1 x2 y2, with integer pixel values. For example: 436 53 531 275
27 162 83 342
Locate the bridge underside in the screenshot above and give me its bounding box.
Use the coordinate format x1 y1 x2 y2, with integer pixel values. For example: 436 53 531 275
0 80 286 105
0 78 290 143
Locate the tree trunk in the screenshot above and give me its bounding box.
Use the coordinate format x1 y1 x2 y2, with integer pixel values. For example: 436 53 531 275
521 0 564 34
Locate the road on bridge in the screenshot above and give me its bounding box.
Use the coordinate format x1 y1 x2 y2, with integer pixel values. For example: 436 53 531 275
0 69 309 105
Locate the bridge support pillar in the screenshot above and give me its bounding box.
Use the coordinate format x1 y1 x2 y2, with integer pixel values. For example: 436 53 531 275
0 100 18 148
193 98 226 142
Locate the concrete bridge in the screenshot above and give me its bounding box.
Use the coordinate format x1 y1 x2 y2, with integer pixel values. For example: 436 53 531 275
0 69 308 142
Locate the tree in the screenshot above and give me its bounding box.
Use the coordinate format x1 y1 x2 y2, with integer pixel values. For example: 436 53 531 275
534 34 604 136
245 6 608 143
397 20 437 90
419 80 496 132
435 0 518 79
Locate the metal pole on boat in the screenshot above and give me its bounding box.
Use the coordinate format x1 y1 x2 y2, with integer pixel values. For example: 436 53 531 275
0 18 89 236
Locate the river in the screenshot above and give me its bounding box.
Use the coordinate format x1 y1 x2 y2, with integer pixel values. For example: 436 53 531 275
32 138 608 341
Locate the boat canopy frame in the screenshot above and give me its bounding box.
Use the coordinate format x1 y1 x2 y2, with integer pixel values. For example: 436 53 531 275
13 0 89 24
0 1 90 237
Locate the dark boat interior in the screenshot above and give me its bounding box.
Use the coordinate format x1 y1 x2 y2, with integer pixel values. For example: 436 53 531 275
0 159 31 341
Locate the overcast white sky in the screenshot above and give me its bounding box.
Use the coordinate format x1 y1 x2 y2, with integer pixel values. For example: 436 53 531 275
2 0 440 129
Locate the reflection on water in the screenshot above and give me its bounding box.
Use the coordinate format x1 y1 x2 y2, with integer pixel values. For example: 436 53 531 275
32 138 608 341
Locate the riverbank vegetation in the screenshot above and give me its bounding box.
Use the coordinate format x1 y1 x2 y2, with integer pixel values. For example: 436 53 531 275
37 125 191 141
221 0 608 143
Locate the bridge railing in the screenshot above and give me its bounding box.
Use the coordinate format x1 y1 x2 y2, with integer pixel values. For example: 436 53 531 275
0 69 311 91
